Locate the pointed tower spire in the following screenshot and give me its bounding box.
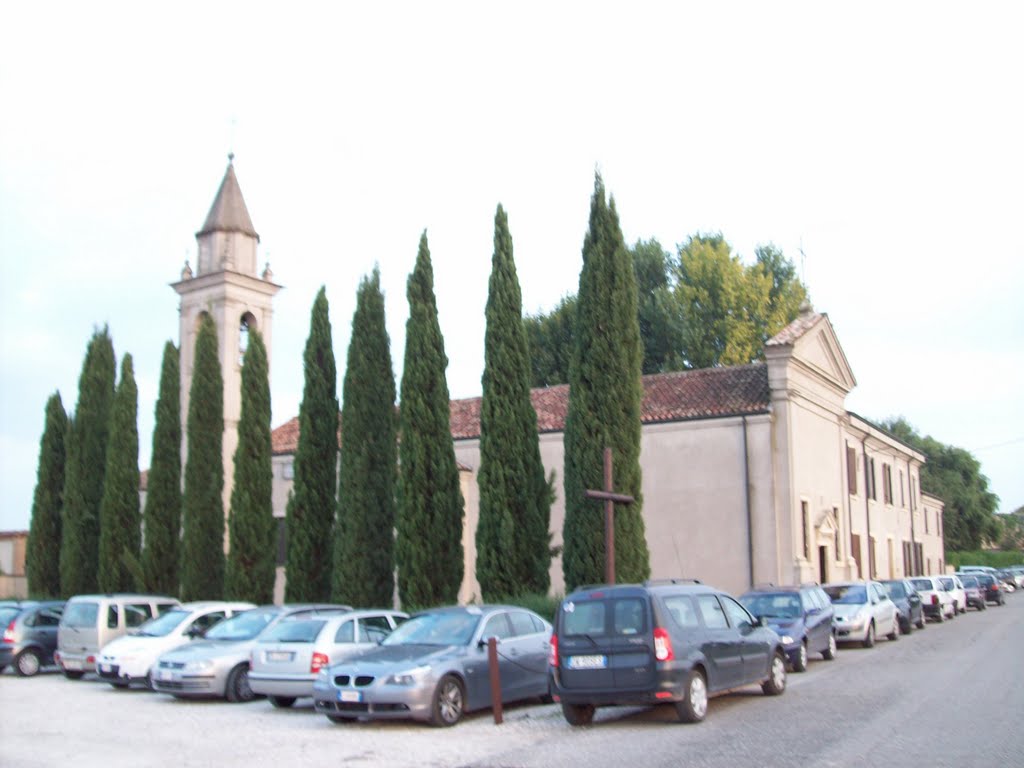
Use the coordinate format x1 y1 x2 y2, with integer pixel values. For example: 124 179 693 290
194 155 260 276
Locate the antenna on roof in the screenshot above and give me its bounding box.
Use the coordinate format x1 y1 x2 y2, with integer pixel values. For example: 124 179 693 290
228 116 237 165
798 236 807 284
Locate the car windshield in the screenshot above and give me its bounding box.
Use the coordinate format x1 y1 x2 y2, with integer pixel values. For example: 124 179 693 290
910 579 933 591
62 601 99 628
824 585 867 604
381 611 479 647
938 578 954 589
204 609 277 641
135 609 189 637
260 618 327 644
885 582 907 599
958 576 979 587
977 575 995 586
740 593 802 619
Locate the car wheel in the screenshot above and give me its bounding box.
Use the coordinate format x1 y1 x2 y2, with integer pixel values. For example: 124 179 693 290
761 652 786 696
429 674 465 727
269 695 296 709
62 669 85 680
901 614 913 634
793 641 808 673
674 668 708 723
225 664 254 703
562 702 596 726
934 608 944 623
822 633 838 661
887 617 900 641
862 622 875 648
916 614 926 630
15 648 42 677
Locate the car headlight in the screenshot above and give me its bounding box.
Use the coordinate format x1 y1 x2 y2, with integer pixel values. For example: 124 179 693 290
385 666 431 686
780 635 795 646
183 659 214 672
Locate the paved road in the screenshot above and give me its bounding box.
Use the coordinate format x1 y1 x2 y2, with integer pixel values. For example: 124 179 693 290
2 595 1022 768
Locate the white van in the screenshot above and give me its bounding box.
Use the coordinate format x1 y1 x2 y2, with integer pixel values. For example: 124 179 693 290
55 593 180 679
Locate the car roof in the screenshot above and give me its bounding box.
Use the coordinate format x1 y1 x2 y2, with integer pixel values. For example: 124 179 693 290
564 581 717 600
67 593 179 601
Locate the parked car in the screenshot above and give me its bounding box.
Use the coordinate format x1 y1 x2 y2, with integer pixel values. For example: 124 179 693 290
995 570 1017 592
823 581 900 647
152 604 351 702
1006 567 1024 589
97 601 254 688
953 574 987 611
908 577 956 621
55 593 180 679
975 573 1006 606
739 584 836 672
546 580 786 726
0 600 65 676
937 575 967 614
880 579 926 632
312 604 551 727
252 608 408 709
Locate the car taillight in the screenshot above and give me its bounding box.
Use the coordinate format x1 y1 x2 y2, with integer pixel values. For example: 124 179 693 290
310 652 329 674
931 594 939 605
653 627 674 662
2 621 14 643
549 634 559 667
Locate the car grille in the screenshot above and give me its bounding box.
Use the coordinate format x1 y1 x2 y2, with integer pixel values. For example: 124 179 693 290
332 675 376 687
154 680 211 691
316 701 409 715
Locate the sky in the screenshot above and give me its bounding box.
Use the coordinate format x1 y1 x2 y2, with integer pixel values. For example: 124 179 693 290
1 1 1022 533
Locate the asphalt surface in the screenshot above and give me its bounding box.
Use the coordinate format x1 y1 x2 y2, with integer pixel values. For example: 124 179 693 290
2 594 1022 768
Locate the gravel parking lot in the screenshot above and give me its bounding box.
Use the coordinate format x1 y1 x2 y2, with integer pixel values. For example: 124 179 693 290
3 593 1024 768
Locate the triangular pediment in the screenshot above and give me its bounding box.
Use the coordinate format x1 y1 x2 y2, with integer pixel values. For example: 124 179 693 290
767 311 856 394
815 507 839 535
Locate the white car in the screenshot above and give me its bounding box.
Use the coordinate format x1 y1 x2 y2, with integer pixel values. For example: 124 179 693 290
937 575 967 614
823 581 900 647
908 577 956 622
97 601 255 688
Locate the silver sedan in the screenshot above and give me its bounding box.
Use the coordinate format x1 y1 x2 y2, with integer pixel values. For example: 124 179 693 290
312 605 552 727
152 605 348 701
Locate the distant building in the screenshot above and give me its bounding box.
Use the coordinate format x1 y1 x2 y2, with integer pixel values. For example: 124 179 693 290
0 530 28 598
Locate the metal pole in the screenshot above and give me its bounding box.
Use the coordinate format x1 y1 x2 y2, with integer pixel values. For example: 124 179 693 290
487 637 503 724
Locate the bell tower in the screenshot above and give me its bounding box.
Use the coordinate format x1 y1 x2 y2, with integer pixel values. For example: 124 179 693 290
172 155 281 532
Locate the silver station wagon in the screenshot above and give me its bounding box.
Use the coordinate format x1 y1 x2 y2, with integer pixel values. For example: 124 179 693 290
312 604 553 727
249 609 408 709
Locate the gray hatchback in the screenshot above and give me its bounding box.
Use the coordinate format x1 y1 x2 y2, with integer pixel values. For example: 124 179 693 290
0 601 65 676
550 580 787 725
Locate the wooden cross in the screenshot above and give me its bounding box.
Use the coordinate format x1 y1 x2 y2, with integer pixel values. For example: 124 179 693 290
584 447 635 584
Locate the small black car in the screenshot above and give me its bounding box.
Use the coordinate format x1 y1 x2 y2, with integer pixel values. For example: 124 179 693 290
880 579 926 632
975 573 1005 605
739 584 837 672
0 600 65 676
549 580 787 725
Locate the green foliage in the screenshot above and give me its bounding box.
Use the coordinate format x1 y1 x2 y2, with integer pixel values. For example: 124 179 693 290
881 417 1000 552
286 287 339 602
525 234 807 384
997 511 1024 551
477 204 552 600
60 327 115 596
333 268 398 608
396 232 465 610
947 550 1024 569
180 315 225 600
562 175 649 590
225 329 276 604
501 592 563 625
141 342 181 595
98 355 141 592
27 393 68 598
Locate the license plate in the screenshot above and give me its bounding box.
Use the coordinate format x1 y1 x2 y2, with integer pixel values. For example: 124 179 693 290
64 660 83 671
338 690 362 703
160 670 173 681
267 651 293 662
100 664 112 673
568 654 607 670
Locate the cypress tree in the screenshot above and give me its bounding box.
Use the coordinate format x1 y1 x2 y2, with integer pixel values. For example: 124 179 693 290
98 354 141 592
285 287 339 602
225 329 276 603
563 175 649 590
60 327 116 596
180 315 225 600
141 342 182 595
333 268 398 607
27 393 68 598
396 232 464 610
477 205 551 599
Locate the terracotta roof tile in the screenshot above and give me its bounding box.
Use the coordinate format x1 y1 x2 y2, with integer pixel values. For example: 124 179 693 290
271 365 770 451
766 309 823 346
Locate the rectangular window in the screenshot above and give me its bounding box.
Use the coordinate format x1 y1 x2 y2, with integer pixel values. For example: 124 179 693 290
846 445 857 494
899 470 905 507
851 533 862 579
915 543 924 576
925 510 929 535
867 458 877 501
937 512 942 537
911 477 917 510
834 506 841 560
801 500 810 560
882 464 893 504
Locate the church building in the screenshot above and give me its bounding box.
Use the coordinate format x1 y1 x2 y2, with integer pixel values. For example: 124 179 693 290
174 160 946 602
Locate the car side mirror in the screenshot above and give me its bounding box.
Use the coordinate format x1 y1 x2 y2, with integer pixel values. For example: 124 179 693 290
478 636 499 650
186 627 205 638
758 615 769 628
